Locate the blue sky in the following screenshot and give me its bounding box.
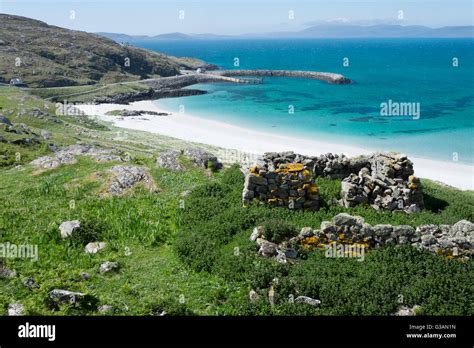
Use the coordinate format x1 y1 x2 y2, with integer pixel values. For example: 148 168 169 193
1 0 472 35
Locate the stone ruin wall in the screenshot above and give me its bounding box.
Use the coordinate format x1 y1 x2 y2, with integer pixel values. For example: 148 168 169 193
242 151 424 213
251 213 474 264
341 152 424 213
242 162 320 211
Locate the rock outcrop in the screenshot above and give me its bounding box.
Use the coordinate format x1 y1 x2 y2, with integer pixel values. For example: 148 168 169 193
30 144 123 169
105 165 156 196
156 150 184 171
183 148 222 170
1 121 44 147
106 109 170 117
24 277 38 290
156 148 222 171
93 89 159 105
0 114 13 126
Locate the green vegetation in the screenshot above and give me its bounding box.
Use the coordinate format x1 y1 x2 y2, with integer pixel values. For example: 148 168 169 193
261 219 298 244
174 166 474 315
0 87 216 168
28 82 151 103
0 86 473 316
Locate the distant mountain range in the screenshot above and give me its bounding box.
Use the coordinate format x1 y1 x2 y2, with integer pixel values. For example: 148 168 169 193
98 24 474 42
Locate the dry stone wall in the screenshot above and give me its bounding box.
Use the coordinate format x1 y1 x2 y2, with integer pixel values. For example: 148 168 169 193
243 163 320 211
241 151 368 179
340 153 424 213
251 213 474 263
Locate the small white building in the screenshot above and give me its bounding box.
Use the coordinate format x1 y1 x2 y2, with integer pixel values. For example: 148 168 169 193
10 78 27 87
196 67 206 74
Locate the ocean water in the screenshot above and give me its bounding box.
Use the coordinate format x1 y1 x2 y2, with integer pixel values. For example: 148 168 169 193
136 39 474 164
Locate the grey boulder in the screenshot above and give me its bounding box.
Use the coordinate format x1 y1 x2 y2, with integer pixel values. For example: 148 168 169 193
7 303 25 316
85 242 107 254
0 114 13 126
295 296 321 307
59 220 81 239
100 261 119 273
49 289 86 306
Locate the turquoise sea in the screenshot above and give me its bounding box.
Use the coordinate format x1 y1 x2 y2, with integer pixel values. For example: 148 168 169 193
136 39 474 164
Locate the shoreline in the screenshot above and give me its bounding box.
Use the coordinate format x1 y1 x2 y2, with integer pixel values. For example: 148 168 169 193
76 101 474 190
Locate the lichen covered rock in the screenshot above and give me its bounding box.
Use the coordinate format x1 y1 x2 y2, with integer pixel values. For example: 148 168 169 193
30 144 118 169
156 150 184 171
105 165 156 196
156 148 222 171
183 148 222 170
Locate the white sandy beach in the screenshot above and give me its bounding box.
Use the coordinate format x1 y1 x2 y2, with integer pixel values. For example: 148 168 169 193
76 101 474 190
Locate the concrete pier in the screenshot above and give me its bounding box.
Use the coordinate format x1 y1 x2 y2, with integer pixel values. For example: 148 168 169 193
142 69 351 95
210 69 351 84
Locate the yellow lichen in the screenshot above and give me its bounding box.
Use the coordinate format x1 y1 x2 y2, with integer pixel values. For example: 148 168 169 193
276 163 304 174
250 166 259 174
309 184 318 194
301 236 320 250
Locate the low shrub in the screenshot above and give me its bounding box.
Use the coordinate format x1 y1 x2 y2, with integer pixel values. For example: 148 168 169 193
174 165 474 315
261 218 298 244
69 218 106 245
144 297 195 316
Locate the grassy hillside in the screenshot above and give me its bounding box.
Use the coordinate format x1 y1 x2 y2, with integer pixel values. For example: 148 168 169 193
0 86 218 166
27 82 152 103
0 86 473 316
0 14 214 87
